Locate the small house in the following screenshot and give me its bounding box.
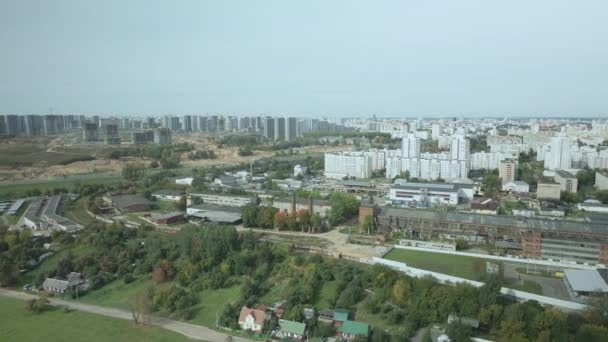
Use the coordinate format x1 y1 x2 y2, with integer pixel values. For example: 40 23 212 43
333 308 350 326
277 320 306 341
337 320 369 341
238 306 266 333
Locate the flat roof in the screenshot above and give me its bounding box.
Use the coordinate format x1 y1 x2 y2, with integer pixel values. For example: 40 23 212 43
111 194 151 208
391 182 473 192
377 207 608 235
565 269 608 293
152 189 185 196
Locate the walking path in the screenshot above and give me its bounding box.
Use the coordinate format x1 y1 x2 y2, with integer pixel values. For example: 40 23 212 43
0 288 251 342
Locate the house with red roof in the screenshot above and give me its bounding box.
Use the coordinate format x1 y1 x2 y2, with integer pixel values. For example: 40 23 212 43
238 306 266 333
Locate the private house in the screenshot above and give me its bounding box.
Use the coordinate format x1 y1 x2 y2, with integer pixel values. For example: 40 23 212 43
277 320 306 341
318 309 335 322
42 278 70 293
337 320 369 341
333 308 350 326
42 272 87 294
151 189 185 202
238 306 265 333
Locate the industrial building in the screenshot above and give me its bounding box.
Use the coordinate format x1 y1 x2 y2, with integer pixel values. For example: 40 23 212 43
563 269 608 300
365 206 608 265
272 197 332 218
21 195 83 232
388 182 474 206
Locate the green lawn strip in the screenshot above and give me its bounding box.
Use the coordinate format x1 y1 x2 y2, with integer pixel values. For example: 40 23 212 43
0 175 122 198
0 296 191 342
188 284 242 327
314 280 338 309
383 248 489 281
507 280 543 295
63 196 96 225
353 299 402 334
77 277 157 309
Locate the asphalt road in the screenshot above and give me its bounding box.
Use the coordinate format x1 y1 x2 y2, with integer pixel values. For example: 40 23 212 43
0 288 251 342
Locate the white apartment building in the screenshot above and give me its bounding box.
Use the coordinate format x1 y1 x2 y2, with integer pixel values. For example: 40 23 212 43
324 151 372 179
470 152 515 170
363 149 386 171
401 134 421 158
544 136 572 170
431 124 441 139
450 136 470 162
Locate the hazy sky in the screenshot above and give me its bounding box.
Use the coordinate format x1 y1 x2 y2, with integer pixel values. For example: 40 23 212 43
1 1 607 117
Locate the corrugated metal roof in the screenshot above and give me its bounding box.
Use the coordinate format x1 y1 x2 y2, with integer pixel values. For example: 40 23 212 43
565 269 608 293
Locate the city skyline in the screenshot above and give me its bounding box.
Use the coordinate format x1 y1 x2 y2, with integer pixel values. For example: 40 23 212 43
2 1 608 116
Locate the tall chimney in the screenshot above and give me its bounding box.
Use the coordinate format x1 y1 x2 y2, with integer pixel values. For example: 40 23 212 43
291 192 296 214
308 196 313 214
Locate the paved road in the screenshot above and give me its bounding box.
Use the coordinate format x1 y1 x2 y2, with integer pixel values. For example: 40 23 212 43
0 288 250 342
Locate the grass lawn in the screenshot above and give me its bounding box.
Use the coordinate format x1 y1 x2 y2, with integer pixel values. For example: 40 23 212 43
78 277 156 309
189 284 241 327
315 281 338 309
0 297 191 342
353 299 402 334
508 280 543 295
260 277 289 305
383 248 490 281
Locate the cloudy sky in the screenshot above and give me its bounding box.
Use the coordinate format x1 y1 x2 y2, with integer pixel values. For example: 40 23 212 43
1 1 607 117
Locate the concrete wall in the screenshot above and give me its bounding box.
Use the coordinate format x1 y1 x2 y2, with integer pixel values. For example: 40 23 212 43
392 244 600 269
371 257 587 311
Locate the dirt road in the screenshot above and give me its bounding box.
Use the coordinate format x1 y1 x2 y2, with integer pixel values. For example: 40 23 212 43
237 226 390 259
0 288 251 342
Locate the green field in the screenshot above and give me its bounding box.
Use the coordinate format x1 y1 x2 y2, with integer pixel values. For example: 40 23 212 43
315 281 338 308
383 248 491 281
189 284 241 327
0 141 95 167
0 173 123 198
0 297 191 342
78 277 157 309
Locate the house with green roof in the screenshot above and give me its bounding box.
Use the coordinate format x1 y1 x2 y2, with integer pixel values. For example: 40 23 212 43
333 308 350 323
277 319 306 341
337 320 369 341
